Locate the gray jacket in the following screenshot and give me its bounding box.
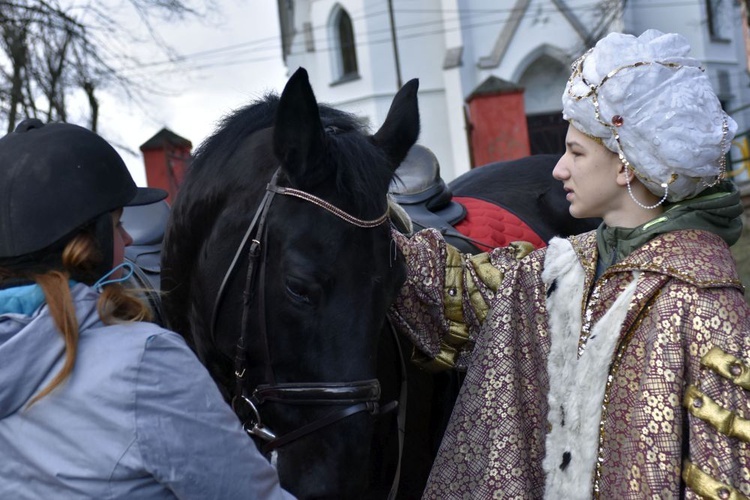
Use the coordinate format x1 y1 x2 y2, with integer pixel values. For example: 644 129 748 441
0 282 294 499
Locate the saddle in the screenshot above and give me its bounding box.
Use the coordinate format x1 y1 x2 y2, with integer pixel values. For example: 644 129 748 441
121 200 169 325
389 146 481 254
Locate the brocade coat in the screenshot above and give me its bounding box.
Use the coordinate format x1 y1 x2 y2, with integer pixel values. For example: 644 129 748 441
389 228 750 499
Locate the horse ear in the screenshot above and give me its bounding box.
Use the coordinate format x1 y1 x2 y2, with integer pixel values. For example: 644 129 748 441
274 67 326 186
372 78 421 170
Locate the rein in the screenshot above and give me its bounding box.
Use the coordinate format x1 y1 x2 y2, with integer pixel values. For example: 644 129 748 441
210 168 399 454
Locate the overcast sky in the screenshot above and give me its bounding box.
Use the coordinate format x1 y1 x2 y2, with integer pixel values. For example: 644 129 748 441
97 1 289 186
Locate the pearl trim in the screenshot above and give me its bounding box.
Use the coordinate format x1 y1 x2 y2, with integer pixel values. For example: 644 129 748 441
625 174 668 210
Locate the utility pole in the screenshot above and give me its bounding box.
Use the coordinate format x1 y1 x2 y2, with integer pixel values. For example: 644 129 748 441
387 0 403 89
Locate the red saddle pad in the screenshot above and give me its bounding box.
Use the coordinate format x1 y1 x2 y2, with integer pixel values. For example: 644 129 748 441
453 196 546 252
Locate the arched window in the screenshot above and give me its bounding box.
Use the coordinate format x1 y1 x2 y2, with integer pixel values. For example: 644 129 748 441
330 6 359 82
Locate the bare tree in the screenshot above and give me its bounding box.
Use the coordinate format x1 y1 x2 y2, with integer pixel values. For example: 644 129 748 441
0 0 217 133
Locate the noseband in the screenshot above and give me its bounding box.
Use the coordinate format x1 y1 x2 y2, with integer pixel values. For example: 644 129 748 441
210 168 396 454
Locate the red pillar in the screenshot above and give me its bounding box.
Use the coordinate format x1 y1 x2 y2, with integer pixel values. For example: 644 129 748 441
139 128 192 205
466 76 530 167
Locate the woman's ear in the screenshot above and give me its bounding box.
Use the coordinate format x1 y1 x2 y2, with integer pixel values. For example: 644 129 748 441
615 162 635 187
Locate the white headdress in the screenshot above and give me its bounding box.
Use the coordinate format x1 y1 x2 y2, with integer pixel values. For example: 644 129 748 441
562 29 737 203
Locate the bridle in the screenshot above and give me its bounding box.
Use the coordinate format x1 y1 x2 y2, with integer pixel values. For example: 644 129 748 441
209 169 406 487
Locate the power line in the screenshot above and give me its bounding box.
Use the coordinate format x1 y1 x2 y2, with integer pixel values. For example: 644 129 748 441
121 0 737 77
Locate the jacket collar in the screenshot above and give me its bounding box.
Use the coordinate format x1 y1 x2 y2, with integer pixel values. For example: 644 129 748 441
570 229 743 290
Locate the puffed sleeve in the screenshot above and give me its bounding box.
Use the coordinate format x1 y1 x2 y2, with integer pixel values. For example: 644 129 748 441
680 287 750 499
388 228 533 371
135 331 295 500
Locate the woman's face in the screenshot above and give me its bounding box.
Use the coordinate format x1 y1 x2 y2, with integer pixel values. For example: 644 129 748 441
111 208 133 277
553 125 627 223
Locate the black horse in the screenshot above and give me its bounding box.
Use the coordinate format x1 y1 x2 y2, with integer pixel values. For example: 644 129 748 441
147 68 600 499
159 68 419 499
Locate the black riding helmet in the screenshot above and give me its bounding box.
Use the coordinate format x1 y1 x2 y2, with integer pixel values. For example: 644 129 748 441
0 119 166 279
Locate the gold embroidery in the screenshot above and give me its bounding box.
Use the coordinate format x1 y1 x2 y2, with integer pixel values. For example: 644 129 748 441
701 347 750 390
469 253 503 292
508 241 535 260
411 344 457 372
417 241 518 372
593 295 658 497
411 245 472 372
682 460 748 499
608 262 743 289
445 245 465 323
684 385 750 443
468 253 500 324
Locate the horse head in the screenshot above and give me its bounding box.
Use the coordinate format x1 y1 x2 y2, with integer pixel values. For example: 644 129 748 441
162 67 419 499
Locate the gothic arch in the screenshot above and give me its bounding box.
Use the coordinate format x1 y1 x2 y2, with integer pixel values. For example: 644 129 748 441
513 44 570 154
328 4 359 82
513 44 570 114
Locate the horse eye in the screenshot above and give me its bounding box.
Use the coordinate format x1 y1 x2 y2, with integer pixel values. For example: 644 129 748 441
285 279 311 304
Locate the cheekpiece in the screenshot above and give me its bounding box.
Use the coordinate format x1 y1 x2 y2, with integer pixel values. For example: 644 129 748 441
562 29 737 202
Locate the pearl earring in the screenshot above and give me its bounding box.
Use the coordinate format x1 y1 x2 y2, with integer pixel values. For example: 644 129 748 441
625 174 668 209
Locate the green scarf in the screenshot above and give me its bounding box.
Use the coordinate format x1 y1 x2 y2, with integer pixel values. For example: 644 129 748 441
595 181 744 273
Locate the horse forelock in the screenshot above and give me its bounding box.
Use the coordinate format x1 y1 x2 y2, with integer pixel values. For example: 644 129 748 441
317 105 395 220
190 96 393 218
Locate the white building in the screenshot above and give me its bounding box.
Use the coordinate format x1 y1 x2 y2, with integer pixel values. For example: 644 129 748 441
277 0 750 181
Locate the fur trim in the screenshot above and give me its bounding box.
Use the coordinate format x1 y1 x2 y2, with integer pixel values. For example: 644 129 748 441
542 238 640 499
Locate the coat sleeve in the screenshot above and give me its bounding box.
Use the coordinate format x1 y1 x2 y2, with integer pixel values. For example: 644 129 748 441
680 286 750 499
388 227 533 371
135 331 295 500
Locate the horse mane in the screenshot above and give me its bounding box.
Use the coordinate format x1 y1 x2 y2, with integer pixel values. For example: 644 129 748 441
190 93 281 172
190 93 396 218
